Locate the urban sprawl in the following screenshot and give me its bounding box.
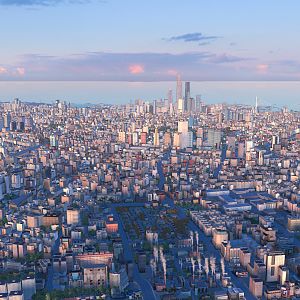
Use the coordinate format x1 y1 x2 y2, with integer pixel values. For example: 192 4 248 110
0 80 300 300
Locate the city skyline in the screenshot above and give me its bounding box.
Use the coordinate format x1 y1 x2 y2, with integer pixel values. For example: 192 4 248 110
0 80 300 109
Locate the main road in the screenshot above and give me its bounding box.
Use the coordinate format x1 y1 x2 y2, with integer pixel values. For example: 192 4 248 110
110 205 158 300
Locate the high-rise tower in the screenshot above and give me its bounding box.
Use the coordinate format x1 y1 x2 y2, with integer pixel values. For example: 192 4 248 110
185 82 190 100
176 74 182 102
184 82 191 112
255 96 258 113
154 127 159 147
167 89 173 104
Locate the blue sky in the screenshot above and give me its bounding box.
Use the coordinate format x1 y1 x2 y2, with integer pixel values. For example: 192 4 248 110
0 0 300 81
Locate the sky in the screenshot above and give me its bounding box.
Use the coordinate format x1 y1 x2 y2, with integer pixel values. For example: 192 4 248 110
0 0 300 81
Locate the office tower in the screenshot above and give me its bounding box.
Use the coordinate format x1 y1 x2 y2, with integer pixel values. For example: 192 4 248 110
132 132 138 145
218 112 224 124
11 173 22 189
153 128 159 147
207 129 222 149
12 98 21 112
10 121 17 131
167 89 173 104
196 136 203 148
245 112 252 124
50 134 58 148
177 98 184 113
0 117 3 131
118 131 126 143
237 142 245 158
153 99 157 114
185 82 190 100
227 136 236 150
163 132 172 146
180 132 193 149
258 150 264 166
67 208 80 225
245 140 254 152
127 133 132 145
142 126 148 133
271 135 280 150
172 132 180 147
4 113 11 128
176 74 182 101
255 96 258 113
140 132 147 144
169 102 174 114
195 95 202 112
178 121 188 133
187 98 192 113
184 82 190 112
196 129 203 148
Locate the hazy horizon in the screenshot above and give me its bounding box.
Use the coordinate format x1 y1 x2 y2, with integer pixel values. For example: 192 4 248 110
0 80 299 109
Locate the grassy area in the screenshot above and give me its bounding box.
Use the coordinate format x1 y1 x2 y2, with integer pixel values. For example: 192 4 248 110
0 270 35 282
172 217 189 235
116 206 129 213
32 287 108 300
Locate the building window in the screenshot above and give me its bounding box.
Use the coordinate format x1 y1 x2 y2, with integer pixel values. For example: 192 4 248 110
271 266 275 276
271 255 275 265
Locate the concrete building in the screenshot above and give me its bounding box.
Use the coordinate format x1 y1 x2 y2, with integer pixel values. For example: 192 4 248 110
249 276 263 298
83 264 108 288
109 267 129 293
264 251 285 282
66 208 80 226
212 229 228 249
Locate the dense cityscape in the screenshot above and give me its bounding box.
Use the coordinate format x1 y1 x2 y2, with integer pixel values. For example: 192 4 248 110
0 77 299 300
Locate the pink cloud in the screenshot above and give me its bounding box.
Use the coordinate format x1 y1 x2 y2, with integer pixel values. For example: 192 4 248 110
0 66 8 74
256 64 269 73
129 64 144 74
16 67 25 76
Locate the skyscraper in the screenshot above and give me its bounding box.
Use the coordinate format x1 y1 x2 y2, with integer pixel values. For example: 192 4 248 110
255 96 259 113
206 129 222 149
177 98 184 113
4 113 11 129
185 82 190 100
178 121 188 133
153 128 159 147
195 95 202 112
167 89 173 105
176 74 182 102
184 82 191 112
